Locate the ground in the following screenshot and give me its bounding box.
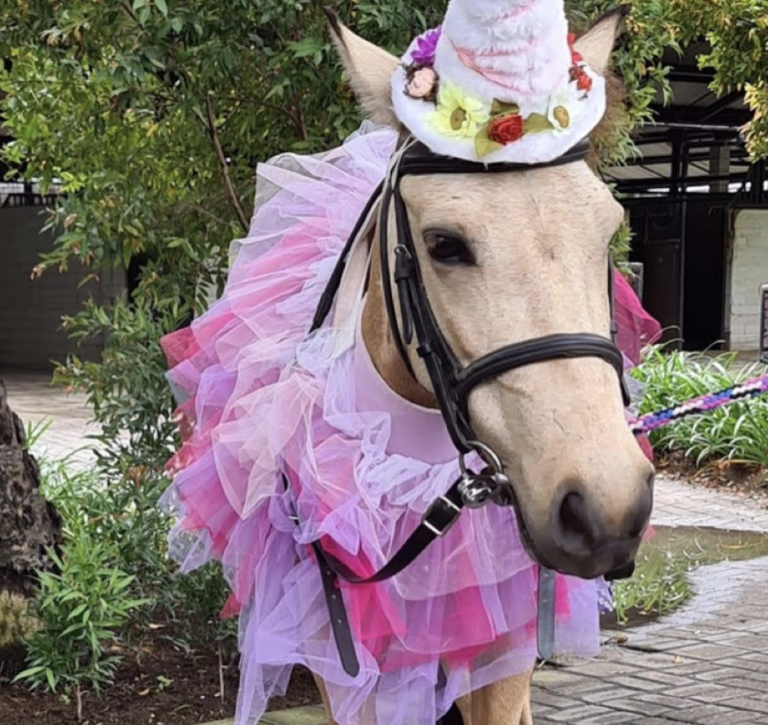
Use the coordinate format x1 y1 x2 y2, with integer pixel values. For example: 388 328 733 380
4 371 768 725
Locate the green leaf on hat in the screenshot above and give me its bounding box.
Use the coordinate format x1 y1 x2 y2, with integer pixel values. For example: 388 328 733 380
475 125 504 159
523 113 555 134
491 99 521 118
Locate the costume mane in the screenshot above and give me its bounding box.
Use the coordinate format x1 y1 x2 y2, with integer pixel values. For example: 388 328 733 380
161 124 660 725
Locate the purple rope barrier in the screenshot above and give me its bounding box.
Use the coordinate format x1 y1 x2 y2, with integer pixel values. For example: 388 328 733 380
630 374 768 437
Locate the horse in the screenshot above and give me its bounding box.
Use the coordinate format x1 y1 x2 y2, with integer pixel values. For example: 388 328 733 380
312 9 654 724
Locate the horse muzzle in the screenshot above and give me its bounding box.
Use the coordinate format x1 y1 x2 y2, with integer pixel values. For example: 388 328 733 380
518 470 655 580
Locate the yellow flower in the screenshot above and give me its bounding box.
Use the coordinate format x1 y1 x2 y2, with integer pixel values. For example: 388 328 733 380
429 82 489 139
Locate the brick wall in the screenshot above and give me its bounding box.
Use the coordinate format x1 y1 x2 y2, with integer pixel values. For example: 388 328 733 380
729 209 768 351
0 206 126 370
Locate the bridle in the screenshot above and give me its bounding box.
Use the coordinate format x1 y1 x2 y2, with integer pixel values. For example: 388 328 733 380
379 138 628 477
313 137 628 507
291 136 632 680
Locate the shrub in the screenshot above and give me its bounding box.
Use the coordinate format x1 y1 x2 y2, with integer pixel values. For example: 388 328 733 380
15 534 147 721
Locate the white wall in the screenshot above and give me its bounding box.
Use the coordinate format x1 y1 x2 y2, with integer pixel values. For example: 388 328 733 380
0 207 126 370
729 209 768 351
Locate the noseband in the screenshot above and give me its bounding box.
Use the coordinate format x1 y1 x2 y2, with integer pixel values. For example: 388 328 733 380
298 137 631 679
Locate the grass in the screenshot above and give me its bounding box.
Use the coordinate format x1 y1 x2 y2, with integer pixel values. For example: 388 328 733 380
633 348 768 467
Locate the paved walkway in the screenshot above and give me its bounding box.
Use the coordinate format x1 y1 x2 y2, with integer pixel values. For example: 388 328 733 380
5 371 768 724
2 368 99 467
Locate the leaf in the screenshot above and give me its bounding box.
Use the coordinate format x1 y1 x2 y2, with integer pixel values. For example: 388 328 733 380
474 125 504 159
155 0 168 17
287 38 323 59
523 113 555 134
491 99 520 117
13 666 48 682
68 603 89 620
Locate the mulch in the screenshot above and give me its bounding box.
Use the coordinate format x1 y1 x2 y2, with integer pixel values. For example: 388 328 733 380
657 452 768 502
0 626 321 725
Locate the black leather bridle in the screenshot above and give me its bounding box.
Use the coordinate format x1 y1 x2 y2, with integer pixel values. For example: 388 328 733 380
377 138 629 459
290 136 632 686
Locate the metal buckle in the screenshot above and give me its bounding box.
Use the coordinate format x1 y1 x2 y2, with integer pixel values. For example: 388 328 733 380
458 441 515 509
422 495 462 537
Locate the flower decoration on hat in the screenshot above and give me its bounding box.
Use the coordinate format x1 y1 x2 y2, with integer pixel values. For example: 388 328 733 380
391 0 607 165
430 83 489 139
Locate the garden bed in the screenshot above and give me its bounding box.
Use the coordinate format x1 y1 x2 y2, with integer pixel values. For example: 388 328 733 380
658 452 768 500
0 624 321 725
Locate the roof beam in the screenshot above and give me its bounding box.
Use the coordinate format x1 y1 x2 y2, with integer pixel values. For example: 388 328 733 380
667 69 716 84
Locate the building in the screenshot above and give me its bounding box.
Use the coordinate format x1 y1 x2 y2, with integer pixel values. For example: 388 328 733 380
0 182 126 371
606 43 765 353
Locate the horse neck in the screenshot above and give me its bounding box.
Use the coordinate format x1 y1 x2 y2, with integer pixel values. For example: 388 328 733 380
360 229 436 409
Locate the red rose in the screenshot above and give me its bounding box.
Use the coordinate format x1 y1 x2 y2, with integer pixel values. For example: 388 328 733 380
488 114 524 145
576 70 593 92
570 66 593 93
568 33 583 64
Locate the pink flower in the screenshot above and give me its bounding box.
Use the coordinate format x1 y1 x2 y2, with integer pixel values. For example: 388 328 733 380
406 67 438 99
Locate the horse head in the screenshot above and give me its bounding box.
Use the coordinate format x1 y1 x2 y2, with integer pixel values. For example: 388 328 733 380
328 10 654 582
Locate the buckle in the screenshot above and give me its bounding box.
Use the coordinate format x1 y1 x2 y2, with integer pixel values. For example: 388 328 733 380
422 495 462 537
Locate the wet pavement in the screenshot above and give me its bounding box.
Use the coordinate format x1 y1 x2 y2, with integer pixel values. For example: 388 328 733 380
1 368 98 467
534 483 768 724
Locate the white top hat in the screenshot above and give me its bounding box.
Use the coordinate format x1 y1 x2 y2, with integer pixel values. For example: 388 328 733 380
391 0 606 164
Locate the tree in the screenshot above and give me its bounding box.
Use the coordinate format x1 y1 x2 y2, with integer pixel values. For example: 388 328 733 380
0 378 61 675
1 0 768 478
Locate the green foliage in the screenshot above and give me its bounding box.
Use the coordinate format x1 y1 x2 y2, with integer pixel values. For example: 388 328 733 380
15 535 146 697
613 546 693 625
41 457 172 596
54 299 185 476
633 348 768 467
37 440 234 654
0 0 449 480
0 592 38 649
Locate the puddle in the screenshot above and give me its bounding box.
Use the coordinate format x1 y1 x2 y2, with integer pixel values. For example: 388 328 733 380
602 526 768 629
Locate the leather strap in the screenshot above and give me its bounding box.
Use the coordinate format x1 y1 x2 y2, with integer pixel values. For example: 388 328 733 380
284 470 468 679
287 472 466 585
438 704 465 725
457 334 627 402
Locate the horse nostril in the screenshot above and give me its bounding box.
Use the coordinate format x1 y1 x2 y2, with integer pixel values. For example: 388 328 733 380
557 491 598 553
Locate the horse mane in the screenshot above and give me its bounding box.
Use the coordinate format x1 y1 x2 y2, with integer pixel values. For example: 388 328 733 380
588 72 630 169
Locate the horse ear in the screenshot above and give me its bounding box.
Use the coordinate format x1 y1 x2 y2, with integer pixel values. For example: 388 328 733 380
573 7 629 75
324 8 400 127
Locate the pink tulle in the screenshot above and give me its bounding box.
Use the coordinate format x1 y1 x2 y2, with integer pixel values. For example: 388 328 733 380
160 124 660 725
614 271 662 366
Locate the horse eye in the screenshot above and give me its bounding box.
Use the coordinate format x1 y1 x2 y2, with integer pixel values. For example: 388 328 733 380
424 232 475 266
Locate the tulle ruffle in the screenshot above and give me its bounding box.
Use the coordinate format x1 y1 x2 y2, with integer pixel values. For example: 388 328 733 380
161 123 657 725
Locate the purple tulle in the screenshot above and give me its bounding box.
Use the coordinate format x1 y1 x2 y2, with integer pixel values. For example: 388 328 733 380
160 124 652 725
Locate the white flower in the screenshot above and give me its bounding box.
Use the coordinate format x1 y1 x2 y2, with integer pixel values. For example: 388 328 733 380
547 78 586 135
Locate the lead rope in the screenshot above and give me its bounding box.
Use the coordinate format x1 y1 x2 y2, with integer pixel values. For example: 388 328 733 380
631 373 768 435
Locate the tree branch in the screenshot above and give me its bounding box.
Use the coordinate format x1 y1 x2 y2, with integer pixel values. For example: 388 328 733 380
205 97 249 233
